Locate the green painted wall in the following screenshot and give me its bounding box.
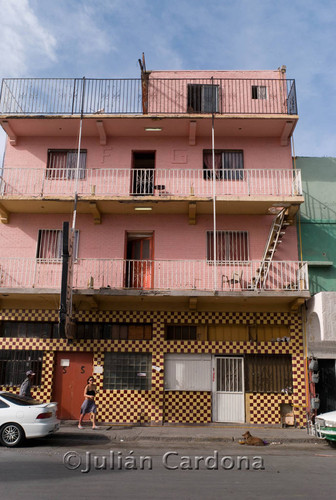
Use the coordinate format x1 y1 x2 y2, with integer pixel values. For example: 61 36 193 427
296 157 336 294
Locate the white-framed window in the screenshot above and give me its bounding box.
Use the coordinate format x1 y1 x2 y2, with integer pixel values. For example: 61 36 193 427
36 229 79 259
207 230 249 261
164 354 212 391
187 84 219 113
203 150 244 180
46 149 87 179
251 85 267 100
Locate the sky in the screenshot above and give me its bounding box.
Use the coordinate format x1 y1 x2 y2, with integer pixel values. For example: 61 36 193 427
0 0 335 159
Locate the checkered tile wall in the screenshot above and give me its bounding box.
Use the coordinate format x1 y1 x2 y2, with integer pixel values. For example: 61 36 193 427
0 309 306 426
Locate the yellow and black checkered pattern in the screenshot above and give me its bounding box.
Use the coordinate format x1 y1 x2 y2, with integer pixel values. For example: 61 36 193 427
0 308 306 426
164 392 212 423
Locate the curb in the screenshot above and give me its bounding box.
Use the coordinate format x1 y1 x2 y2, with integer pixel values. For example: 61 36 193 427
55 428 323 445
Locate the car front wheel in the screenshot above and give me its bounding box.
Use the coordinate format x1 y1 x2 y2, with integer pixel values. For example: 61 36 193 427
0 423 25 447
327 439 336 449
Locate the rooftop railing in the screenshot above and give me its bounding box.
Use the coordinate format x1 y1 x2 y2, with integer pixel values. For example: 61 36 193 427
0 258 308 292
0 77 297 115
0 167 302 198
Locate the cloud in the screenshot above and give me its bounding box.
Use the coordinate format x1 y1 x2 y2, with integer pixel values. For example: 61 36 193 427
0 0 335 156
0 0 57 76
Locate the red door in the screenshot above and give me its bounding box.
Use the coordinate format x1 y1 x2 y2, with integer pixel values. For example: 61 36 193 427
126 234 153 289
132 237 152 288
53 352 93 420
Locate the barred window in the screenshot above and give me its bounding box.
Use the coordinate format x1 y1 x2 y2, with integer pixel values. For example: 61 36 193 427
46 149 87 179
207 230 249 261
203 150 243 180
77 323 152 340
245 355 292 393
0 350 43 386
36 229 79 259
0 322 59 339
103 353 152 390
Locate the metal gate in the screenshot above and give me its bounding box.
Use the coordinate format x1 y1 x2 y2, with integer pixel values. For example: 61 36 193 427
212 356 244 422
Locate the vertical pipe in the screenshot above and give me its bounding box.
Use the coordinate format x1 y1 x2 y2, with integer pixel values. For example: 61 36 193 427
211 77 217 290
72 77 86 232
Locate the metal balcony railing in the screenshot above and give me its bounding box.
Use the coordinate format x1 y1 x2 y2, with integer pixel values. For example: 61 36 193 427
0 168 302 198
0 77 297 115
0 258 308 292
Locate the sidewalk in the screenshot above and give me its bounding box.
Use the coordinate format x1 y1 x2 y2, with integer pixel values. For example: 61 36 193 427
59 421 321 444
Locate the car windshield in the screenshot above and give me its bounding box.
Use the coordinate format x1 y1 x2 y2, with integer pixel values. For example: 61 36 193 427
0 393 43 406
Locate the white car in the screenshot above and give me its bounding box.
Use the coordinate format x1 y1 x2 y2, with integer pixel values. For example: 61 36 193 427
315 410 336 448
0 392 60 447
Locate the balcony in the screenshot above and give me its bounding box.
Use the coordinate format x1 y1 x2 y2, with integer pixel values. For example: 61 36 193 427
0 77 297 116
0 257 309 296
0 167 303 219
0 77 298 143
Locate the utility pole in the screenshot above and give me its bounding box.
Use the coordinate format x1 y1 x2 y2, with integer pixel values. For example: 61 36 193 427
59 221 69 338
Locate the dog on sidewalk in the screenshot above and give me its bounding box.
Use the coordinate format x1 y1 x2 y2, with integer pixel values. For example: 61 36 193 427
239 431 266 446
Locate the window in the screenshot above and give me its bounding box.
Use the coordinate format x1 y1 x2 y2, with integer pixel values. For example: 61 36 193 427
46 149 87 179
0 350 43 386
0 322 59 339
166 325 197 340
36 229 79 259
208 324 248 341
103 353 152 390
164 354 212 390
0 394 42 406
77 323 152 340
252 85 267 100
207 230 249 261
203 150 243 180
248 325 290 342
187 84 219 113
245 355 292 393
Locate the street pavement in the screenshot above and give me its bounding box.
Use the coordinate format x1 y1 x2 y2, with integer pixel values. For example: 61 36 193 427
58 420 321 444
1 421 333 500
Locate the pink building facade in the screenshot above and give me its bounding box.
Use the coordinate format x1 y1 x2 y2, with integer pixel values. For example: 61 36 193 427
0 65 309 426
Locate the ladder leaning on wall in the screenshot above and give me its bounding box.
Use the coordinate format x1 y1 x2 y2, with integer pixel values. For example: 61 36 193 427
253 208 290 290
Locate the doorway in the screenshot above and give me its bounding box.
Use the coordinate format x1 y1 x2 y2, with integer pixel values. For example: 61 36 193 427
212 356 245 422
125 232 154 289
53 352 93 420
132 152 155 195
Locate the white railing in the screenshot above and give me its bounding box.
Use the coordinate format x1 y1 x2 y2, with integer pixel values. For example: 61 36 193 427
0 258 309 292
0 168 302 198
0 258 62 289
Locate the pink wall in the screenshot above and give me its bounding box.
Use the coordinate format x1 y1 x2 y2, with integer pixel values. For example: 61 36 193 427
4 135 292 171
0 213 299 261
149 70 284 79
147 70 289 115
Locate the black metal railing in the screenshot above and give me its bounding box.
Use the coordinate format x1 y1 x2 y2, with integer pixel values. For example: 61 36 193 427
0 77 297 115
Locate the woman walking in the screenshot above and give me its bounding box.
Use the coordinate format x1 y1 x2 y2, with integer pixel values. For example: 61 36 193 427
78 376 98 429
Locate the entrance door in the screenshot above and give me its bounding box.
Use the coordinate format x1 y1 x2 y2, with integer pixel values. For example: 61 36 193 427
212 356 244 422
53 352 93 420
126 233 153 289
132 152 155 195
